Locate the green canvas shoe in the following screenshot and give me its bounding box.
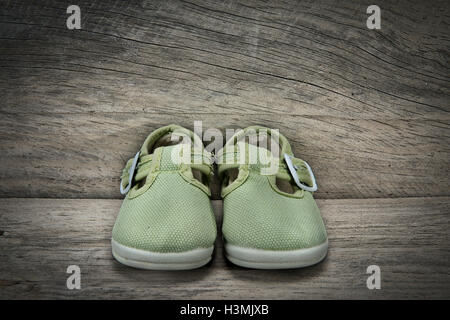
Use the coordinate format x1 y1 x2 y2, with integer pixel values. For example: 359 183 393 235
218 126 328 269
111 125 217 270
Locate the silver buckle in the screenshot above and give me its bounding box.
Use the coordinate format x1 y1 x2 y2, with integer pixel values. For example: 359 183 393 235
120 151 140 195
284 153 317 192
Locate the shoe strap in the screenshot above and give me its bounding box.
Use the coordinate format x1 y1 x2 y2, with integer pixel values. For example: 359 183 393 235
217 126 317 192
120 147 213 195
279 154 317 192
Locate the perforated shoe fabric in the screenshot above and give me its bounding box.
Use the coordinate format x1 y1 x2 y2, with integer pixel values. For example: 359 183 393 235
111 125 216 270
223 173 326 250
113 158 216 253
218 126 327 268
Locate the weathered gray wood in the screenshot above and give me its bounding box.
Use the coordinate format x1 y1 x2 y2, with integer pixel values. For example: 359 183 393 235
0 0 449 301
0 0 449 200
0 113 448 199
0 0 448 118
0 197 449 299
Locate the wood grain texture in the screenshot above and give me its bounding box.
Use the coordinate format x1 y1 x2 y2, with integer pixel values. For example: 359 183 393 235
0 113 448 199
0 0 448 117
0 197 449 299
0 0 449 301
0 0 449 199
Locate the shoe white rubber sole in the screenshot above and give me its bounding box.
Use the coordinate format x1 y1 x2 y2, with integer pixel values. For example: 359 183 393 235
111 239 214 270
225 240 328 269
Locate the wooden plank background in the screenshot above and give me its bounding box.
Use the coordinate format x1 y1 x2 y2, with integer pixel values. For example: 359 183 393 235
0 0 449 199
1 198 449 299
0 0 449 299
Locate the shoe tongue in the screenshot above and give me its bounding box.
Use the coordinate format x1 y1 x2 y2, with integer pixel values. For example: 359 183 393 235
140 124 199 156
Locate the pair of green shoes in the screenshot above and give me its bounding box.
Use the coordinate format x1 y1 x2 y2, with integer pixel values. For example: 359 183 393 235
112 125 328 270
